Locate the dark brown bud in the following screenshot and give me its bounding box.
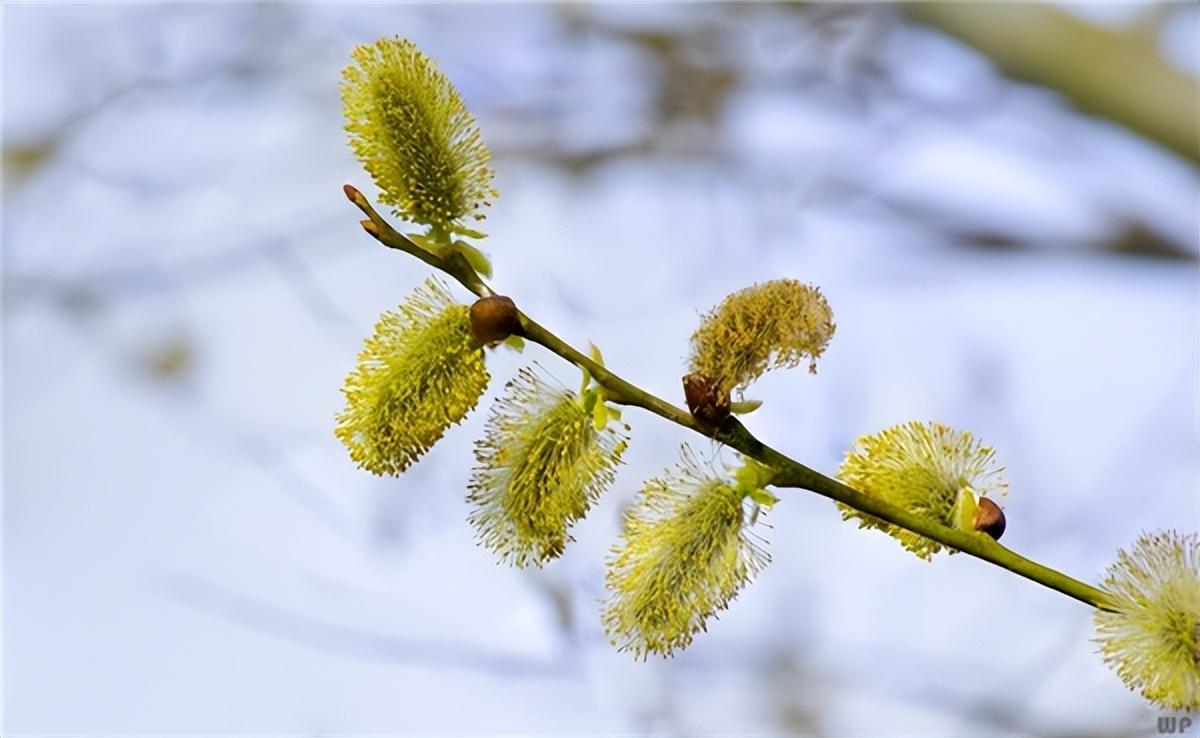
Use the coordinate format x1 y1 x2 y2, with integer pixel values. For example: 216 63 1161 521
360 219 380 239
469 295 521 345
973 497 1006 540
683 372 731 426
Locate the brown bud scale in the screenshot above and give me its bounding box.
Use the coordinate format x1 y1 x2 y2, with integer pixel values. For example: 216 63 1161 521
470 295 521 345
973 497 1006 540
683 372 731 426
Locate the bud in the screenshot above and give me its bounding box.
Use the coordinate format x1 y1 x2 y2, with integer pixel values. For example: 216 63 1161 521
469 295 521 345
1094 530 1200 710
688 279 835 396
836 421 1007 560
335 277 490 475
468 366 627 567
603 446 770 659
682 372 730 426
973 496 1006 540
341 38 497 236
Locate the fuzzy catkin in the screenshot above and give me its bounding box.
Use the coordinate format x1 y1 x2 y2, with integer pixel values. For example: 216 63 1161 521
1094 531 1200 710
341 38 496 236
688 279 835 396
336 277 489 475
603 447 769 659
836 421 1007 560
468 367 628 567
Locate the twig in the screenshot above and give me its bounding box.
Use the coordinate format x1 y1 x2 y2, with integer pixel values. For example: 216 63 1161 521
343 184 1112 611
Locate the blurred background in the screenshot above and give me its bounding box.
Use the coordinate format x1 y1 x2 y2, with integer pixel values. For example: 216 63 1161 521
3 2 1198 735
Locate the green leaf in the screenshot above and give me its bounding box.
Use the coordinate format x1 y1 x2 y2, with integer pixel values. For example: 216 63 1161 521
589 342 605 367
951 487 979 533
579 387 598 413
454 240 493 279
408 232 443 255
593 396 610 430
735 457 774 493
502 335 525 353
578 364 592 396
452 225 488 240
747 486 778 508
729 399 763 415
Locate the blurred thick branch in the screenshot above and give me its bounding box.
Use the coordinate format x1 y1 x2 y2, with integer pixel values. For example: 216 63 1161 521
905 3 1200 164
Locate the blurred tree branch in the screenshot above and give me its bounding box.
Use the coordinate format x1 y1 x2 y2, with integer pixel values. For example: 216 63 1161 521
905 2 1200 164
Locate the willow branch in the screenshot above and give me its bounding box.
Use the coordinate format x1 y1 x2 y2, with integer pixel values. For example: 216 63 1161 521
904 3 1200 164
344 184 1112 612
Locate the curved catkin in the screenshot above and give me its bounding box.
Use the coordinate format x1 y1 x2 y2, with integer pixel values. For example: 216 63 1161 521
335 277 489 475
341 38 497 235
603 447 770 659
836 421 1007 560
1094 531 1200 710
468 367 628 568
688 279 835 396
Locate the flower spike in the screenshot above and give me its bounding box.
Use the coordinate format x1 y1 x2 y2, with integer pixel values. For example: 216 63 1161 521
1094 531 1200 710
468 366 628 567
603 447 771 659
335 277 489 475
836 421 1007 560
341 37 497 237
688 279 835 398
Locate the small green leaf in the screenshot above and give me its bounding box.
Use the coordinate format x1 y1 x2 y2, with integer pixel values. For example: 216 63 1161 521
747 486 778 508
735 457 774 493
729 399 763 415
578 364 592 396
408 232 445 256
454 240 493 279
502 335 525 353
453 225 488 240
593 396 610 430
579 387 598 413
589 342 605 367
951 487 979 533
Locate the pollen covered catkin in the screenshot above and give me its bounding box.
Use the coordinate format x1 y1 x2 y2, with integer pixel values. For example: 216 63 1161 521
336 277 489 475
836 421 1007 560
468 367 628 567
1094 531 1200 710
341 37 497 236
603 447 770 658
688 279 835 397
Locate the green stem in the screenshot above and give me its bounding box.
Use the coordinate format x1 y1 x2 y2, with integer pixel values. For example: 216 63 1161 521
345 184 1113 612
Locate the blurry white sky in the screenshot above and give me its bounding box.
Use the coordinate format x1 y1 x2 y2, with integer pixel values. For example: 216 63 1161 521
3 3 1198 735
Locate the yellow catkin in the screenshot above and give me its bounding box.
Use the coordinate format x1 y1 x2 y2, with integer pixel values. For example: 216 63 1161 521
1094 531 1200 710
341 38 497 236
603 447 770 658
836 421 1006 560
468 367 628 567
688 279 835 396
335 277 489 475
